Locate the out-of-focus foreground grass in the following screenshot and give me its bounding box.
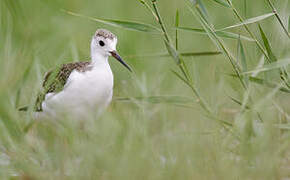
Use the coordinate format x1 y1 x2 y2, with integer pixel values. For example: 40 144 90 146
0 0 290 179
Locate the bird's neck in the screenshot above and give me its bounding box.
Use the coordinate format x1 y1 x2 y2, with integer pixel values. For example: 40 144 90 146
91 52 109 67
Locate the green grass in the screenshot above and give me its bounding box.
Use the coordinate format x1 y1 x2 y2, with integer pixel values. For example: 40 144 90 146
0 0 290 179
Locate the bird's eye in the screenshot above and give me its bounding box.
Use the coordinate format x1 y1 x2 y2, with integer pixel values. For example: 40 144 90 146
99 40 105 47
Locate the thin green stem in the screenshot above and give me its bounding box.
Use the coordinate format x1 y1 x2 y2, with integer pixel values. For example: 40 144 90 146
138 0 159 21
225 0 270 62
266 0 290 38
151 1 171 43
150 0 212 114
226 0 290 87
175 10 179 50
195 4 247 90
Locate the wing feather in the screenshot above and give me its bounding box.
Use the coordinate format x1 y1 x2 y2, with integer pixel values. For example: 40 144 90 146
34 61 91 111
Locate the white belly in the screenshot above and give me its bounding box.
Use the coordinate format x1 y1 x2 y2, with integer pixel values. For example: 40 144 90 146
41 66 113 118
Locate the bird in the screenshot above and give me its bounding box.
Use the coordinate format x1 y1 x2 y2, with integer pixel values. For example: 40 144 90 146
25 29 132 119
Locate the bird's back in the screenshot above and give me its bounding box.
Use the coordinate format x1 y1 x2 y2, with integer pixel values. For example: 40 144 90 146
36 61 114 119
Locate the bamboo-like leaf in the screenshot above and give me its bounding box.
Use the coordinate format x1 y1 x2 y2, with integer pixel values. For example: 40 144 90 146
171 69 191 87
288 16 290 32
164 40 180 64
196 0 209 20
212 0 230 8
63 10 161 33
181 51 222 56
229 74 290 93
258 24 290 86
258 24 277 63
175 10 179 50
275 124 290 130
266 0 290 38
228 95 250 109
238 37 248 85
242 58 290 74
186 0 246 89
178 26 254 41
125 51 221 59
219 12 275 30
114 95 195 105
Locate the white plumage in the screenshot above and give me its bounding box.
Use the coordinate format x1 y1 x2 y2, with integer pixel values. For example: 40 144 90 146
35 29 131 119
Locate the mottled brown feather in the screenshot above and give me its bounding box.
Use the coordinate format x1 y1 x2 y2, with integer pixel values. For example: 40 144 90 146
44 61 92 93
34 61 92 111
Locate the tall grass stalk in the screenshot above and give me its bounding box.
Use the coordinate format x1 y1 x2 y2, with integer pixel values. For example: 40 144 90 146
225 0 290 87
266 0 290 38
147 0 214 116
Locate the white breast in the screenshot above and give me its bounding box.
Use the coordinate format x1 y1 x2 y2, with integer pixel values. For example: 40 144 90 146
41 64 113 118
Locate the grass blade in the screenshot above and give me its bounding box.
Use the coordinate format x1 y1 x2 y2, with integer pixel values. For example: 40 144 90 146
177 27 254 41
175 10 179 50
266 0 290 38
229 74 290 93
219 12 275 31
258 20 290 86
164 40 180 64
242 58 290 74
288 16 290 32
186 0 246 89
124 51 221 59
212 0 230 8
181 51 222 57
114 95 195 105
196 0 209 20
258 24 277 63
63 10 161 33
171 69 191 87
238 37 248 85
228 95 250 109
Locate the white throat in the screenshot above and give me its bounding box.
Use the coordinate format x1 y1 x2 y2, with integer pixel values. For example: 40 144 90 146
91 50 109 66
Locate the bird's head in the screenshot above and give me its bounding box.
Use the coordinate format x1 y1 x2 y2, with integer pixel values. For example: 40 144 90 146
91 29 131 72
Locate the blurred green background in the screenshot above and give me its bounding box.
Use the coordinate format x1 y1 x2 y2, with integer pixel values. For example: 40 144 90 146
0 0 290 179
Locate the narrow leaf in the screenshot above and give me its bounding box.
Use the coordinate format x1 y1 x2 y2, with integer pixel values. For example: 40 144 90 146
212 0 230 8
238 37 248 85
242 58 290 74
175 10 179 50
164 40 180 64
229 74 290 93
171 69 191 87
228 95 250 109
186 1 246 89
288 16 290 32
181 51 222 56
177 27 254 41
258 24 277 62
219 12 275 30
196 0 209 20
275 124 290 130
124 51 221 59
114 95 195 105
63 10 161 33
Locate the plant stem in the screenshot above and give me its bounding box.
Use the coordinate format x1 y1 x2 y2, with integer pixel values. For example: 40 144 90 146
225 0 290 87
266 0 290 38
151 1 171 43
225 0 270 62
138 0 159 21
194 4 247 90
150 0 212 114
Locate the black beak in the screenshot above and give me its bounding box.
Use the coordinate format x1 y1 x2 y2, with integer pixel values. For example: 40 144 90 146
110 51 132 72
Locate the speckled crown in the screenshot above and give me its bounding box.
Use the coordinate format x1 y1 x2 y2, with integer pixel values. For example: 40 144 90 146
94 29 116 40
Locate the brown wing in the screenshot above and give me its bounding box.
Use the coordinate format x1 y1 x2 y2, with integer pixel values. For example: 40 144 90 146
43 61 92 93
34 61 92 111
